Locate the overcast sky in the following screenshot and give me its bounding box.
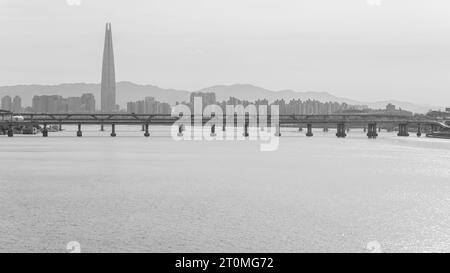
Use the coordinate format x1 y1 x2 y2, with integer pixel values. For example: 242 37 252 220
0 0 449 105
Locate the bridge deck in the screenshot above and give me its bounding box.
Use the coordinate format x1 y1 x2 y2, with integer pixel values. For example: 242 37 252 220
0 113 448 129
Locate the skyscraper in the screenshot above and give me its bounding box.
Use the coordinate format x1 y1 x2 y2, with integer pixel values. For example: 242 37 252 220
101 23 116 112
1 96 12 111
81 93 96 112
12 96 22 112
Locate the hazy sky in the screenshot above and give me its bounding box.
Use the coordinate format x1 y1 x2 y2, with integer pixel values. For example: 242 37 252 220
1 0 450 105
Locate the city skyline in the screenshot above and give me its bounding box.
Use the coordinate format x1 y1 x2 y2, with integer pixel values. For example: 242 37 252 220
0 81 445 114
1 91 417 117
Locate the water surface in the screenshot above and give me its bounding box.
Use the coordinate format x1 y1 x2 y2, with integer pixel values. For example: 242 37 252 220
1 126 450 252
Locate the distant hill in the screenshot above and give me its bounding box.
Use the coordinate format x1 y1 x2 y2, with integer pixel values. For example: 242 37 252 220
0 82 439 113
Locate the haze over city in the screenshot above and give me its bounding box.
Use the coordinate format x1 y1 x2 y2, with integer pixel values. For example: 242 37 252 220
1 0 450 105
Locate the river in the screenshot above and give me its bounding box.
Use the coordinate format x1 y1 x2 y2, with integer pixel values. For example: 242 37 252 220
1 125 449 252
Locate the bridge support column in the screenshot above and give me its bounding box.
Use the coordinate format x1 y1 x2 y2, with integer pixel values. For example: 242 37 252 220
100 124 104 131
211 124 217 137
336 123 346 138
77 124 82 137
323 127 328 132
416 124 422 137
144 124 150 137
298 126 303 132
275 125 281 137
7 127 13 137
243 113 250 137
397 123 409 137
306 124 313 137
58 123 62 131
367 123 378 139
243 123 249 137
177 124 184 137
42 124 48 137
111 124 116 137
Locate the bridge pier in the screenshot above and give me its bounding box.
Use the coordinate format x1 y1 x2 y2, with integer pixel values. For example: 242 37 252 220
42 124 48 137
144 124 150 137
58 123 62 131
77 124 82 137
306 124 313 137
211 124 217 137
336 123 346 138
111 124 116 137
177 124 184 137
141 124 145 131
243 123 249 137
397 123 409 137
323 127 329 132
367 123 378 139
100 124 104 131
275 125 281 137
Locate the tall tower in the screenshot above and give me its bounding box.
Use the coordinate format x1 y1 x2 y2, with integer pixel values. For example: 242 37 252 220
101 23 116 112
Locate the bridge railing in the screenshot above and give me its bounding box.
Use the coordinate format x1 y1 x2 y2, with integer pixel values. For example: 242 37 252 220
0 112 438 124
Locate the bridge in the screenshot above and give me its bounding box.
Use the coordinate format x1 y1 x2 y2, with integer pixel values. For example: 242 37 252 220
1 112 449 138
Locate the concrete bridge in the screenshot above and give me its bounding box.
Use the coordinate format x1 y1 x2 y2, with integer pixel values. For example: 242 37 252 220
1 112 449 138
